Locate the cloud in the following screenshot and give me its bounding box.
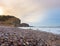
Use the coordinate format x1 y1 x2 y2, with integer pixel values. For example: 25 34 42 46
2 0 42 17
0 0 60 25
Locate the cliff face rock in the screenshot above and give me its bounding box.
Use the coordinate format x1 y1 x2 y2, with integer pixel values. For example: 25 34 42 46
0 15 21 27
0 15 29 27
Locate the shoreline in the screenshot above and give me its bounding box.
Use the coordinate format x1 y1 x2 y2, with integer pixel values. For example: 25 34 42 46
0 26 60 46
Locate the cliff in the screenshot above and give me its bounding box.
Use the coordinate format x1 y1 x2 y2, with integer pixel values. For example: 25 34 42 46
0 15 21 27
0 15 29 27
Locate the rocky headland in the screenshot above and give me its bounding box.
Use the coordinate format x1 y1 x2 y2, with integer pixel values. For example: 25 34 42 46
0 15 29 27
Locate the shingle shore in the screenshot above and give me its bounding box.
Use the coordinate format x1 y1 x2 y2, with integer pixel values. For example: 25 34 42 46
0 26 60 46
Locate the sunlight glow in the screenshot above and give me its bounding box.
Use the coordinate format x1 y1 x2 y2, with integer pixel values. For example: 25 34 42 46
0 7 4 15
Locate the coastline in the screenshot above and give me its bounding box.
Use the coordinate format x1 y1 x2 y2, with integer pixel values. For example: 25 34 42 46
0 26 60 46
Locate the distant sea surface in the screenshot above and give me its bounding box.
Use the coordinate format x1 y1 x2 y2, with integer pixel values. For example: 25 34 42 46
19 27 60 34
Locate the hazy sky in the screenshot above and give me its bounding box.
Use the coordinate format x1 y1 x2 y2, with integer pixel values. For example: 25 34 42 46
0 0 60 26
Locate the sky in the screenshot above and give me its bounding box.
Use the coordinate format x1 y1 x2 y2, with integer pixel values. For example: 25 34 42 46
0 0 60 26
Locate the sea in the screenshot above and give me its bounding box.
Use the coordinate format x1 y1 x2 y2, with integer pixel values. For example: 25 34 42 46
19 27 60 35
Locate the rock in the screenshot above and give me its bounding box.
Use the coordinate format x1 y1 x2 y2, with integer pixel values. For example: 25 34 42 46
0 15 30 27
20 23 29 27
0 15 21 27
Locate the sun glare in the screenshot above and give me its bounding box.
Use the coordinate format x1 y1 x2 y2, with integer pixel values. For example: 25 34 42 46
0 7 4 15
